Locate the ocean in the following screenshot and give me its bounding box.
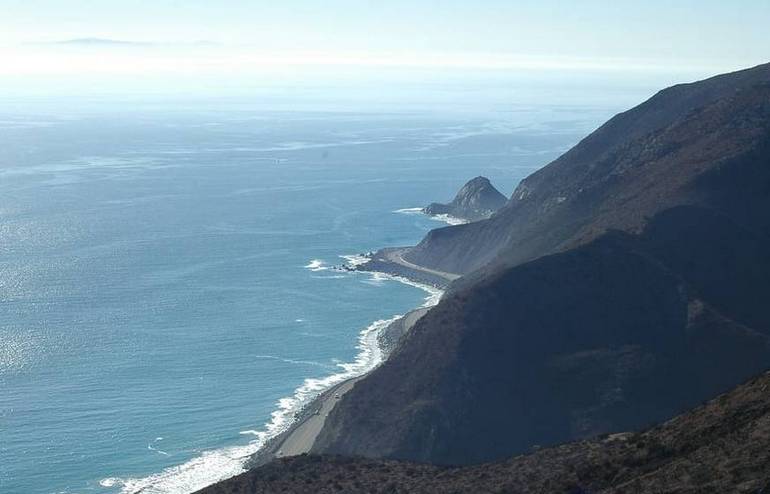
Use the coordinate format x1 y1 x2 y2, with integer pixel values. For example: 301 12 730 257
0 99 624 493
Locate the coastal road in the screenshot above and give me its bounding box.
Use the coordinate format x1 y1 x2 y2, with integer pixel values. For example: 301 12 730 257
270 307 431 459
261 254 450 461
275 377 363 457
383 248 461 282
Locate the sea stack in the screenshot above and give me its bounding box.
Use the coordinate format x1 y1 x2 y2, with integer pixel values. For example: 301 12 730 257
423 176 507 222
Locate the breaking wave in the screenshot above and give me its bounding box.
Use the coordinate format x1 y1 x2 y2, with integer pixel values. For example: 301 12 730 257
99 279 440 494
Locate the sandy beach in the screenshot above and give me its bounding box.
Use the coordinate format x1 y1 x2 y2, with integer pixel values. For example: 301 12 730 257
248 306 431 467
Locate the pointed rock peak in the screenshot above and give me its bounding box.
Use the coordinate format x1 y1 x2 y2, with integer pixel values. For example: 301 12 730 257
423 176 507 222
467 176 492 185
455 176 501 199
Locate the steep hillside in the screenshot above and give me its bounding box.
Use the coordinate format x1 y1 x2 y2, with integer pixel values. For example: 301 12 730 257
198 370 770 493
309 73 770 464
313 206 770 464
405 63 770 276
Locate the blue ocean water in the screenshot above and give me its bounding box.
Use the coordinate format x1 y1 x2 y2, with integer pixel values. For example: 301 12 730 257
0 102 619 494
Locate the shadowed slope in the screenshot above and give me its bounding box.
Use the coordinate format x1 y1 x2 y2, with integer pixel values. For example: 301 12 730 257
197 370 770 494
313 205 770 464
405 63 770 276
309 75 770 464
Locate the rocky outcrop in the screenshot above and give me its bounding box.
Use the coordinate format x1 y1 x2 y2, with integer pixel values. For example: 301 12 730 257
422 176 506 222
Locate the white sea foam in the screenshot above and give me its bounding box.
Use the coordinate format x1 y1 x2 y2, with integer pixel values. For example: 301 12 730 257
393 207 424 214
303 259 328 271
366 271 444 308
99 309 425 494
353 266 443 308
361 273 383 286
394 206 468 226
100 257 443 494
429 214 468 226
339 253 371 267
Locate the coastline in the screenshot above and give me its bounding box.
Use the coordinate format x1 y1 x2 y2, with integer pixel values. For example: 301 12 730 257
244 308 430 468
187 210 462 492
110 212 462 493
393 207 469 227
360 247 460 286
106 258 443 494
241 261 445 470
239 206 468 469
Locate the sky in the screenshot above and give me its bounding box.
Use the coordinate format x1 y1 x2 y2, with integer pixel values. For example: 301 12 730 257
0 0 768 101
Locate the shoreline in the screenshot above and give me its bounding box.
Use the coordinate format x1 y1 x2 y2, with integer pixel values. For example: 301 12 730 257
357 247 460 288
107 258 442 494
240 214 464 468
242 261 443 469
393 207 469 227
236 212 465 470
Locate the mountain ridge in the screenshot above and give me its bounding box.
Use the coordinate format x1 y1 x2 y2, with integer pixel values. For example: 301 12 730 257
404 63 770 278
309 65 770 465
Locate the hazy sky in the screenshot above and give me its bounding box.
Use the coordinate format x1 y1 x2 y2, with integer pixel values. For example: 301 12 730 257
4 1 769 63
1 1 768 100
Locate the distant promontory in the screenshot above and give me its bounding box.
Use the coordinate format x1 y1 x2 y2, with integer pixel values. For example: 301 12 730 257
423 176 506 222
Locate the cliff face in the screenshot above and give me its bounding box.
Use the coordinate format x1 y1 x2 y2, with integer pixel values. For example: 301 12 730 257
422 176 507 222
309 68 770 465
198 370 770 494
404 63 770 276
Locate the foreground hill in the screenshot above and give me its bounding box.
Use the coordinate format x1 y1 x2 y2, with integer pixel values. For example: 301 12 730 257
405 63 770 276
309 68 770 464
423 176 507 222
198 370 770 493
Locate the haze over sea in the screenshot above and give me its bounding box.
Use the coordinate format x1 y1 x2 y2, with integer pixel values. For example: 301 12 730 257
1 80 653 494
